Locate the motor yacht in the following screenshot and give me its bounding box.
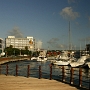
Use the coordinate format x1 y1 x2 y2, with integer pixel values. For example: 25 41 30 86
37 55 47 61
70 55 87 67
52 51 71 66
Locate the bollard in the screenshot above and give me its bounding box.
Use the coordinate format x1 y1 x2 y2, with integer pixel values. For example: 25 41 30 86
50 64 52 80
62 66 65 81
39 65 41 79
79 68 82 87
16 65 18 76
27 65 30 78
70 67 74 84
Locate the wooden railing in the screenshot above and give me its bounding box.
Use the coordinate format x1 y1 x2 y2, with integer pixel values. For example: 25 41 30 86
0 64 90 90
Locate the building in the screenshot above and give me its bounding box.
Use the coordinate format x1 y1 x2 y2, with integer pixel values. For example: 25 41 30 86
0 38 4 53
5 36 35 51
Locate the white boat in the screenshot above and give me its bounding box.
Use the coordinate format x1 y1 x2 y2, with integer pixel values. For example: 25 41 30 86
53 59 71 66
53 51 71 66
82 58 90 68
31 57 37 60
37 55 47 61
70 55 87 67
57 51 69 60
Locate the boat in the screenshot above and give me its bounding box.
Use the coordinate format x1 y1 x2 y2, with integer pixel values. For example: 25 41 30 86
52 22 75 66
31 57 37 60
52 51 72 66
31 55 47 61
53 59 71 66
82 58 90 68
37 55 47 61
70 55 87 67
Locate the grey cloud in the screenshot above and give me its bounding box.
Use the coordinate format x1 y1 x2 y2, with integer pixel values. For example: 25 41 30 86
47 38 59 44
47 38 68 49
8 27 24 38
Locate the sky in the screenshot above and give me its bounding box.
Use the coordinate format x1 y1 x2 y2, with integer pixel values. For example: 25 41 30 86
0 0 90 50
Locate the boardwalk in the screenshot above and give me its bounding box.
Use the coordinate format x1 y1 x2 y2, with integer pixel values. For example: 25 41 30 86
0 75 85 90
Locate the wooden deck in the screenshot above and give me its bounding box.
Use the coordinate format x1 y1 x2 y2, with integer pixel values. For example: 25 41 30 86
0 75 81 90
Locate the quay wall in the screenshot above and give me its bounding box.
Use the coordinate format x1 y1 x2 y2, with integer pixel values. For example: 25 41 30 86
0 56 30 64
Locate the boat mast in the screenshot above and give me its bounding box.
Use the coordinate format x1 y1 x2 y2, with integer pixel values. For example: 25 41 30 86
69 21 71 51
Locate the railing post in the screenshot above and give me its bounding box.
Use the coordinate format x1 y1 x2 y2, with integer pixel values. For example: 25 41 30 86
89 79 90 90
62 66 65 81
79 68 82 87
0 65 1 74
27 65 30 78
39 65 41 79
50 64 52 80
6 64 8 76
16 65 18 76
70 67 74 84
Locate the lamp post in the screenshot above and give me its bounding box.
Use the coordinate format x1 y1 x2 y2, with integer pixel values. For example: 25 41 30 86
20 49 21 56
5 50 7 57
14 50 15 56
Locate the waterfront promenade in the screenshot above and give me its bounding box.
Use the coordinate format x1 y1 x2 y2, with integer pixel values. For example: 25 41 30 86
0 57 88 90
0 75 82 90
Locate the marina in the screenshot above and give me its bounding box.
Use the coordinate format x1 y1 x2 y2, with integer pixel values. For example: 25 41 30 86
0 0 90 90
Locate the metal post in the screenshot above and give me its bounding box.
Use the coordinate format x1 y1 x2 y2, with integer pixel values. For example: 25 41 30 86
50 64 52 80
79 68 82 87
6 64 8 76
27 65 30 78
16 65 18 76
39 65 41 79
62 66 65 81
70 67 74 84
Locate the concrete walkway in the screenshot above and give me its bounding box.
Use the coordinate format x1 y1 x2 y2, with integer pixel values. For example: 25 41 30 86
0 75 84 90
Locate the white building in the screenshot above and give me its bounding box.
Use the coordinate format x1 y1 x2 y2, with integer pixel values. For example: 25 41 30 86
5 36 35 51
0 38 4 53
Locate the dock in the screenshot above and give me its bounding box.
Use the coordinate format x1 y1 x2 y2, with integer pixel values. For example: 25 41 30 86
0 75 81 90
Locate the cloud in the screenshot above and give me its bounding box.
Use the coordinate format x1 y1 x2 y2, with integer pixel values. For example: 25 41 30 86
60 7 80 20
53 12 55 15
36 40 42 49
86 16 90 28
47 38 68 49
47 38 59 44
68 0 76 4
8 26 24 38
88 16 90 21
75 22 80 26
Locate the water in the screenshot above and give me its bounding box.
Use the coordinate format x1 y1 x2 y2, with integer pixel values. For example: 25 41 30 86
0 59 90 89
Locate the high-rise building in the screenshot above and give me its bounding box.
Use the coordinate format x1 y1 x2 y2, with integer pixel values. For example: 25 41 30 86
5 36 35 51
